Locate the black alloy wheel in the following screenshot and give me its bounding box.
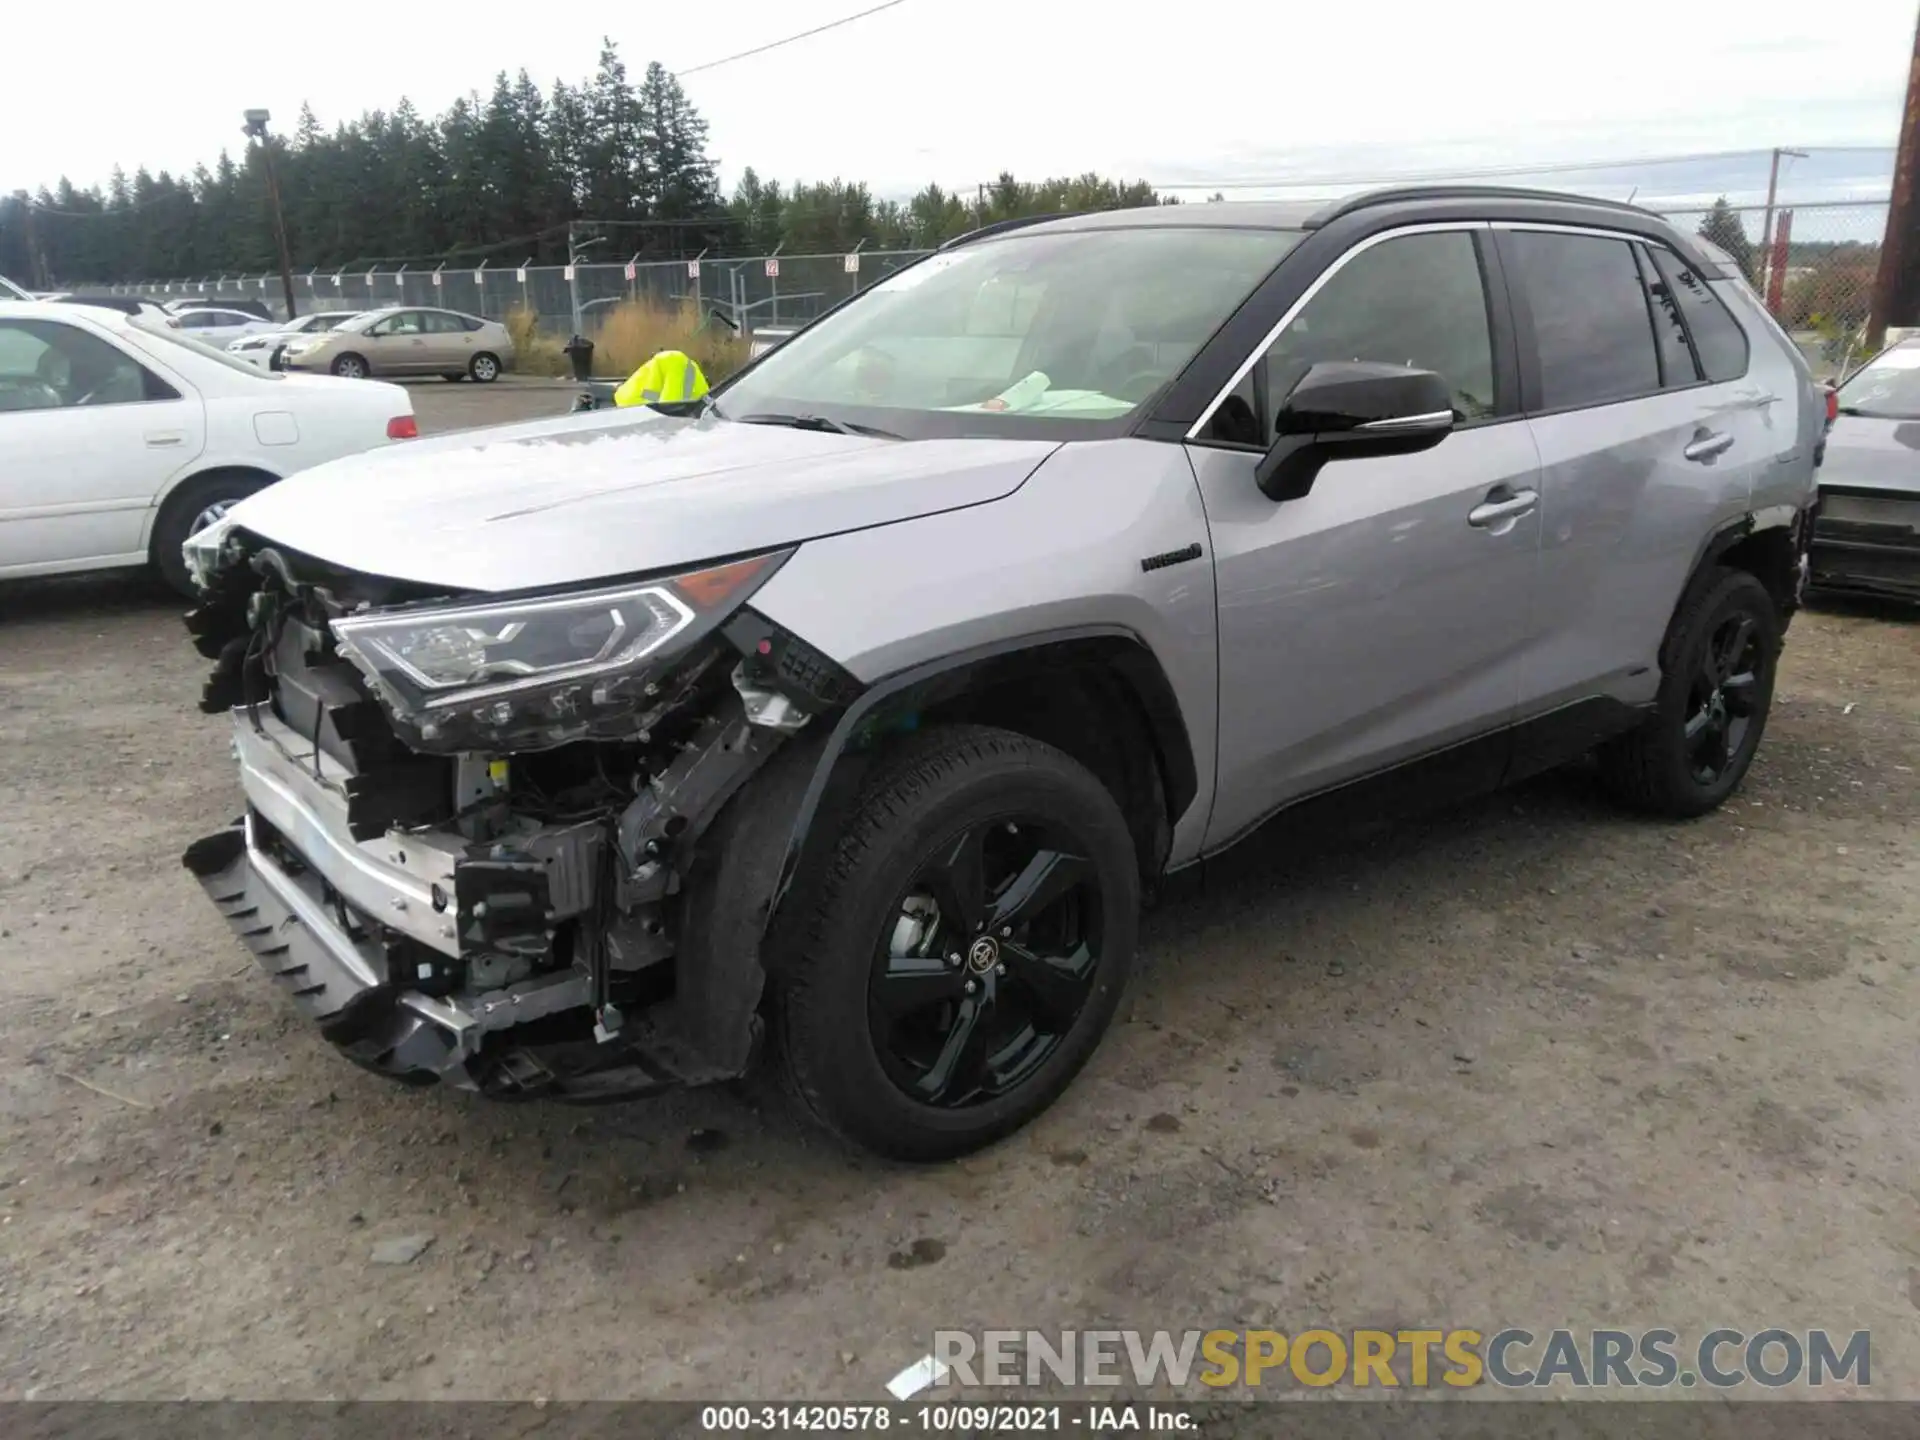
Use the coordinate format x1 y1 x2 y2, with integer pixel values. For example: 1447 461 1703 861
1597 566 1780 817
1683 610 1763 786
773 724 1139 1160
870 818 1103 1109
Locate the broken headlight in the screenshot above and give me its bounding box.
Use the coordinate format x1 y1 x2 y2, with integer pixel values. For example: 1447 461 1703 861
330 552 788 749
182 513 241 592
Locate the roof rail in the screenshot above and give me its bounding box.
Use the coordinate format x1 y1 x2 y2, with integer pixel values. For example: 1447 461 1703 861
1303 185 1658 230
939 211 1083 250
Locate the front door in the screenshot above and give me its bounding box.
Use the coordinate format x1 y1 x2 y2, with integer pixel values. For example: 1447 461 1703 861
367 311 430 374
0 315 204 574
1187 225 1543 851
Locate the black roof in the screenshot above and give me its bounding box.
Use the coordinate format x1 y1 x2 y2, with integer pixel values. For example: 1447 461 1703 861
968 185 1722 276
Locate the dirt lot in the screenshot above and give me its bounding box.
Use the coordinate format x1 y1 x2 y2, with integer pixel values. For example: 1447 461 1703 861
1 381 1917 1402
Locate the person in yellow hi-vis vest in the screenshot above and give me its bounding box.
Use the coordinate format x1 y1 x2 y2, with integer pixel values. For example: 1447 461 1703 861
613 349 709 408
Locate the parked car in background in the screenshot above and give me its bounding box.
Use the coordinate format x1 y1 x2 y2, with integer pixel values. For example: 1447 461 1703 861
52 294 168 318
281 306 514 381
227 310 361 368
0 300 417 594
163 297 275 321
1810 338 1920 602
181 187 1819 1160
167 306 281 348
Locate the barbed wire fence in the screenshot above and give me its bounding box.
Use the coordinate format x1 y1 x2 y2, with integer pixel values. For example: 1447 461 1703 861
94 196 1892 380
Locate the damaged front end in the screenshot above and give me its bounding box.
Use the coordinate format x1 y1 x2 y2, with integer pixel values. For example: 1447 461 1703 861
180 525 859 1101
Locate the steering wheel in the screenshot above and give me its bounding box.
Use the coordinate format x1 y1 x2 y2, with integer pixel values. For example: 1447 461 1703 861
849 344 898 402
1110 368 1168 404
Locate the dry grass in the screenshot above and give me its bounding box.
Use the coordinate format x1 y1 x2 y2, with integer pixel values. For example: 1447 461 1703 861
506 300 747 385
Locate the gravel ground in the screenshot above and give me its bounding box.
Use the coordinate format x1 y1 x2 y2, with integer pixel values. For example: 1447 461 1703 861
0 384 1916 1401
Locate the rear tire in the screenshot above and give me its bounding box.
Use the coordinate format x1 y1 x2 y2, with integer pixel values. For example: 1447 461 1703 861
469 352 500 383
772 725 1139 1161
151 471 273 597
441 372 466 383
1596 567 1780 817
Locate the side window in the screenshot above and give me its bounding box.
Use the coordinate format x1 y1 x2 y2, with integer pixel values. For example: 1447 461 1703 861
1506 231 1661 409
1262 230 1497 426
1633 244 1700 387
1649 246 1749 383
461 315 485 333
0 319 156 412
179 312 215 329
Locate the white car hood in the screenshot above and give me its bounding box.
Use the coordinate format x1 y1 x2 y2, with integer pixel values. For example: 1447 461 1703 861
228 406 1060 592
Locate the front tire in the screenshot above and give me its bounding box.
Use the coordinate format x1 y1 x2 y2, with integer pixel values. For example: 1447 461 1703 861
1596 567 1780 817
331 353 368 380
774 725 1139 1161
151 471 272 596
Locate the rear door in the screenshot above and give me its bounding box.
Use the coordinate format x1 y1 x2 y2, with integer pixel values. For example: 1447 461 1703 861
421 310 474 368
1497 226 1774 725
1186 224 1544 850
0 315 204 573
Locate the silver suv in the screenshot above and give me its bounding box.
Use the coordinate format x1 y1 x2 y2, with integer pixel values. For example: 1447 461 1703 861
182 187 1822 1160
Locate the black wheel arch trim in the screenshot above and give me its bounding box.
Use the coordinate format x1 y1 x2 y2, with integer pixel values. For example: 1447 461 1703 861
764 624 1200 925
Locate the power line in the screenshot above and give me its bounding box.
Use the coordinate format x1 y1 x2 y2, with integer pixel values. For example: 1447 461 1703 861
675 0 912 77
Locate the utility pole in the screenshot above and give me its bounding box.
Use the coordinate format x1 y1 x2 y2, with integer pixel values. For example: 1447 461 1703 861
1757 145 1807 304
1867 2 1920 353
242 109 299 321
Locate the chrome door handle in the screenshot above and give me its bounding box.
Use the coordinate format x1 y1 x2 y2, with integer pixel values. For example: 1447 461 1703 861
1684 430 1735 462
1468 488 1538 528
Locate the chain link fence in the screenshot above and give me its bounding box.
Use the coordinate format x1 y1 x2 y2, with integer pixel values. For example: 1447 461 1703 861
96 197 1890 378
1651 199 1888 379
99 249 935 342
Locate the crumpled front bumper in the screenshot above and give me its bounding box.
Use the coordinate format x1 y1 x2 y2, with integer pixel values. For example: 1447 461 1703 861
183 709 600 1091
185 820 475 1083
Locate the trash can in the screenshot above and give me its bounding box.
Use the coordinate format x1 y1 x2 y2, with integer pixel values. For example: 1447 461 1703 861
562 334 595 383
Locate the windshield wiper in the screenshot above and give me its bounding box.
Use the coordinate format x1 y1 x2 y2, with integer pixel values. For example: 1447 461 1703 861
734 411 900 439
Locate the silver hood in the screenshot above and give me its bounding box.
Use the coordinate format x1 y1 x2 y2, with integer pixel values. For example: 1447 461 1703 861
227 406 1061 592
1821 414 1920 499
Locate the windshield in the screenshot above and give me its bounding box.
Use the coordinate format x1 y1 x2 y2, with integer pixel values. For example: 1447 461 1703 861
341 310 396 334
716 225 1301 438
129 315 280 378
1837 344 1920 420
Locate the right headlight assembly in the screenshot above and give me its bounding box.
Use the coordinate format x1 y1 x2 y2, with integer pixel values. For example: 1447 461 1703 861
330 551 789 749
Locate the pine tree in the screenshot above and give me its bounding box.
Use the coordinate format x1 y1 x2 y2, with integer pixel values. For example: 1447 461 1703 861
1698 197 1756 281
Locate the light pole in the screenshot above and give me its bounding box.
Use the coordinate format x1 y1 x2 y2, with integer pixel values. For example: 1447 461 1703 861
242 109 299 321
566 228 606 338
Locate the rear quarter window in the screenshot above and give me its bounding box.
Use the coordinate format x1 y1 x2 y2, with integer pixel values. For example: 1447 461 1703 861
1650 246 1749 383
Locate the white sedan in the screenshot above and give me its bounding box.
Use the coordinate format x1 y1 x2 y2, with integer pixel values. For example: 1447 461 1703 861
0 300 417 594
227 310 361 368
166 306 283 348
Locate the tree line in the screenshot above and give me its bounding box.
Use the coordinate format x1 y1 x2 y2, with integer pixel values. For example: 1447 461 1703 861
0 40 1169 287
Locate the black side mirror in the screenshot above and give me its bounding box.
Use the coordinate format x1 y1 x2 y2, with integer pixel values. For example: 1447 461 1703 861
1255 361 1455 502
267 343 287 372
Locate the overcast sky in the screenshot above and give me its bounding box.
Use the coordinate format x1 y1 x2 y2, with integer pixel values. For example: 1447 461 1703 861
5 0 1913 202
